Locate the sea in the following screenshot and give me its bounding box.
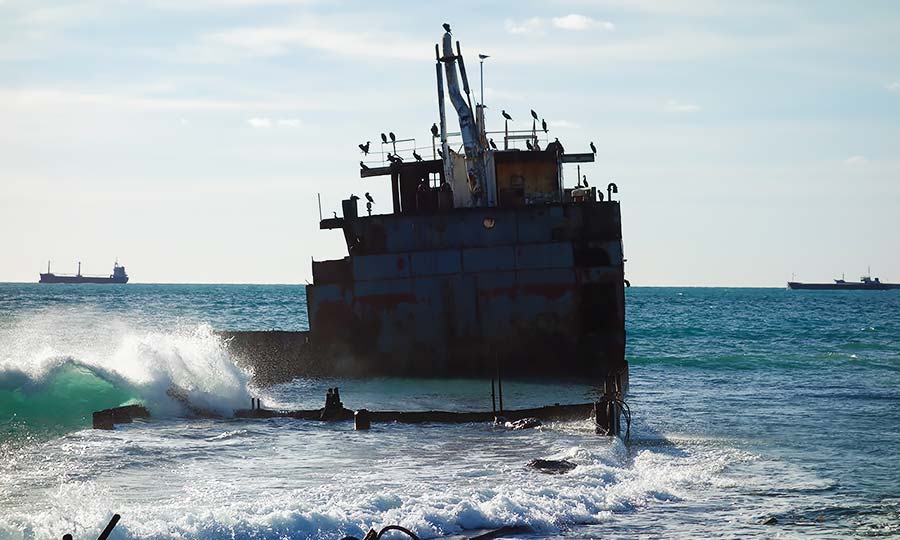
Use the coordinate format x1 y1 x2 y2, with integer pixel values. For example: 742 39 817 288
1 284 898 540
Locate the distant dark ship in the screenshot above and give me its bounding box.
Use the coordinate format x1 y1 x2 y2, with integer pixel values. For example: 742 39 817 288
788 273 899 290
39 261 129 284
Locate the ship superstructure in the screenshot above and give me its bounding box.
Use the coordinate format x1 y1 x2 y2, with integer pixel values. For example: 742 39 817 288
302 28 628 383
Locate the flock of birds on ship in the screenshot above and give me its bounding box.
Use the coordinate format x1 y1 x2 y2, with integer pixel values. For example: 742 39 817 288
356 23 597 191
359 108 597 176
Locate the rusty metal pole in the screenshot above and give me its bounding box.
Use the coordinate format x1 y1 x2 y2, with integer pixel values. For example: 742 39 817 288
497 356 504 414
491 377 496 414
435 46 452 186
355 409 371 430
98 514 121 540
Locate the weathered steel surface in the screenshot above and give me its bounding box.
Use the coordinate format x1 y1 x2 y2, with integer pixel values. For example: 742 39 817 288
306 200 625 379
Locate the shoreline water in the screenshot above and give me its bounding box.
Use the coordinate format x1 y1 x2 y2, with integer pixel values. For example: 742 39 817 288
2 285 898 539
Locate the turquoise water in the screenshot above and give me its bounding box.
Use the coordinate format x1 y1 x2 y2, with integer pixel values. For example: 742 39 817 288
1 284 898 539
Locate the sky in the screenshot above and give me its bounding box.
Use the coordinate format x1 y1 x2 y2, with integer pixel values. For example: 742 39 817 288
1 0 898 286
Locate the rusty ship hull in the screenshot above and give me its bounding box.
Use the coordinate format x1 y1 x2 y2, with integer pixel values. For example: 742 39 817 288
307 182 625 380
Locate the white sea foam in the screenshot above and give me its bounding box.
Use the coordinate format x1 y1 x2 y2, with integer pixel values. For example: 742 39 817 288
0 421 759 540
0 313 251 433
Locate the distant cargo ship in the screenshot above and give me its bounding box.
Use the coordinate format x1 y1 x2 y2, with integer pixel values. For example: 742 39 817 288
39 261 129 284
788 273 899 290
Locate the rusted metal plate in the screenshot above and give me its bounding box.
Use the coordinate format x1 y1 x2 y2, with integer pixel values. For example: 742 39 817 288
352 253 411 281
462 246 515 272
410 249 461 277
515 242 574 269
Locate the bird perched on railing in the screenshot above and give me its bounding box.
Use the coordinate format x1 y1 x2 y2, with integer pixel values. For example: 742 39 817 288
489 138 498 150
360 161 369 171
365 192 374 204
502 110 512 121
431 123 439 137
437 148 444 158
590 141 597 154
380 133 388 144
526 139 534 151
530 109 538 121
413 150 423 161
389 132 396 143
358 141 370 155
542 119 548 133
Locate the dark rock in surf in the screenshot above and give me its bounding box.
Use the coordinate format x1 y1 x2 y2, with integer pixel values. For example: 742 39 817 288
92 404 150 430
527 459 577 474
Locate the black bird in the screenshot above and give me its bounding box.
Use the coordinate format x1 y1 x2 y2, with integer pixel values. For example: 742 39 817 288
437 148 444 158
489 138 498 150
333 211 338 218
502 110 512 121
350 194 360 202
365 192 374 204
534 140 541 151
583 176 589 187
530 109 538 121
358 141 370 155
590 141 597 154
392 153 403 163
413 150 423 161
389 132 396 143
385 153 396 163
541 119 548 132
431 123 439 137
526 139 534 151
443 23 451 33
554 138 565 154
380 133 388 144
360 161 369 170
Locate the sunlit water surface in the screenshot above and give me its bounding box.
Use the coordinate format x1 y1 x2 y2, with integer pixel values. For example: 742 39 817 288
1 284 898 539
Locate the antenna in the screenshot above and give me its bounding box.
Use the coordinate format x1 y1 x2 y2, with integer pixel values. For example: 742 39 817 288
77 261 81 276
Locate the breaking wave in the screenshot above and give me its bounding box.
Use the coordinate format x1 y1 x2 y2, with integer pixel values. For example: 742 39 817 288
0 323 250 440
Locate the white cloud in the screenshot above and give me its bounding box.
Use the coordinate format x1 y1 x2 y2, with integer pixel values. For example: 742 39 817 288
504 17 545 35
247 117 301 128
248 117 273 128
844 155 868 165
549 120 581 129
664 99 701 113
0 87 350 113
201 22 430 60
888 82 900 92
552 14 615 31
